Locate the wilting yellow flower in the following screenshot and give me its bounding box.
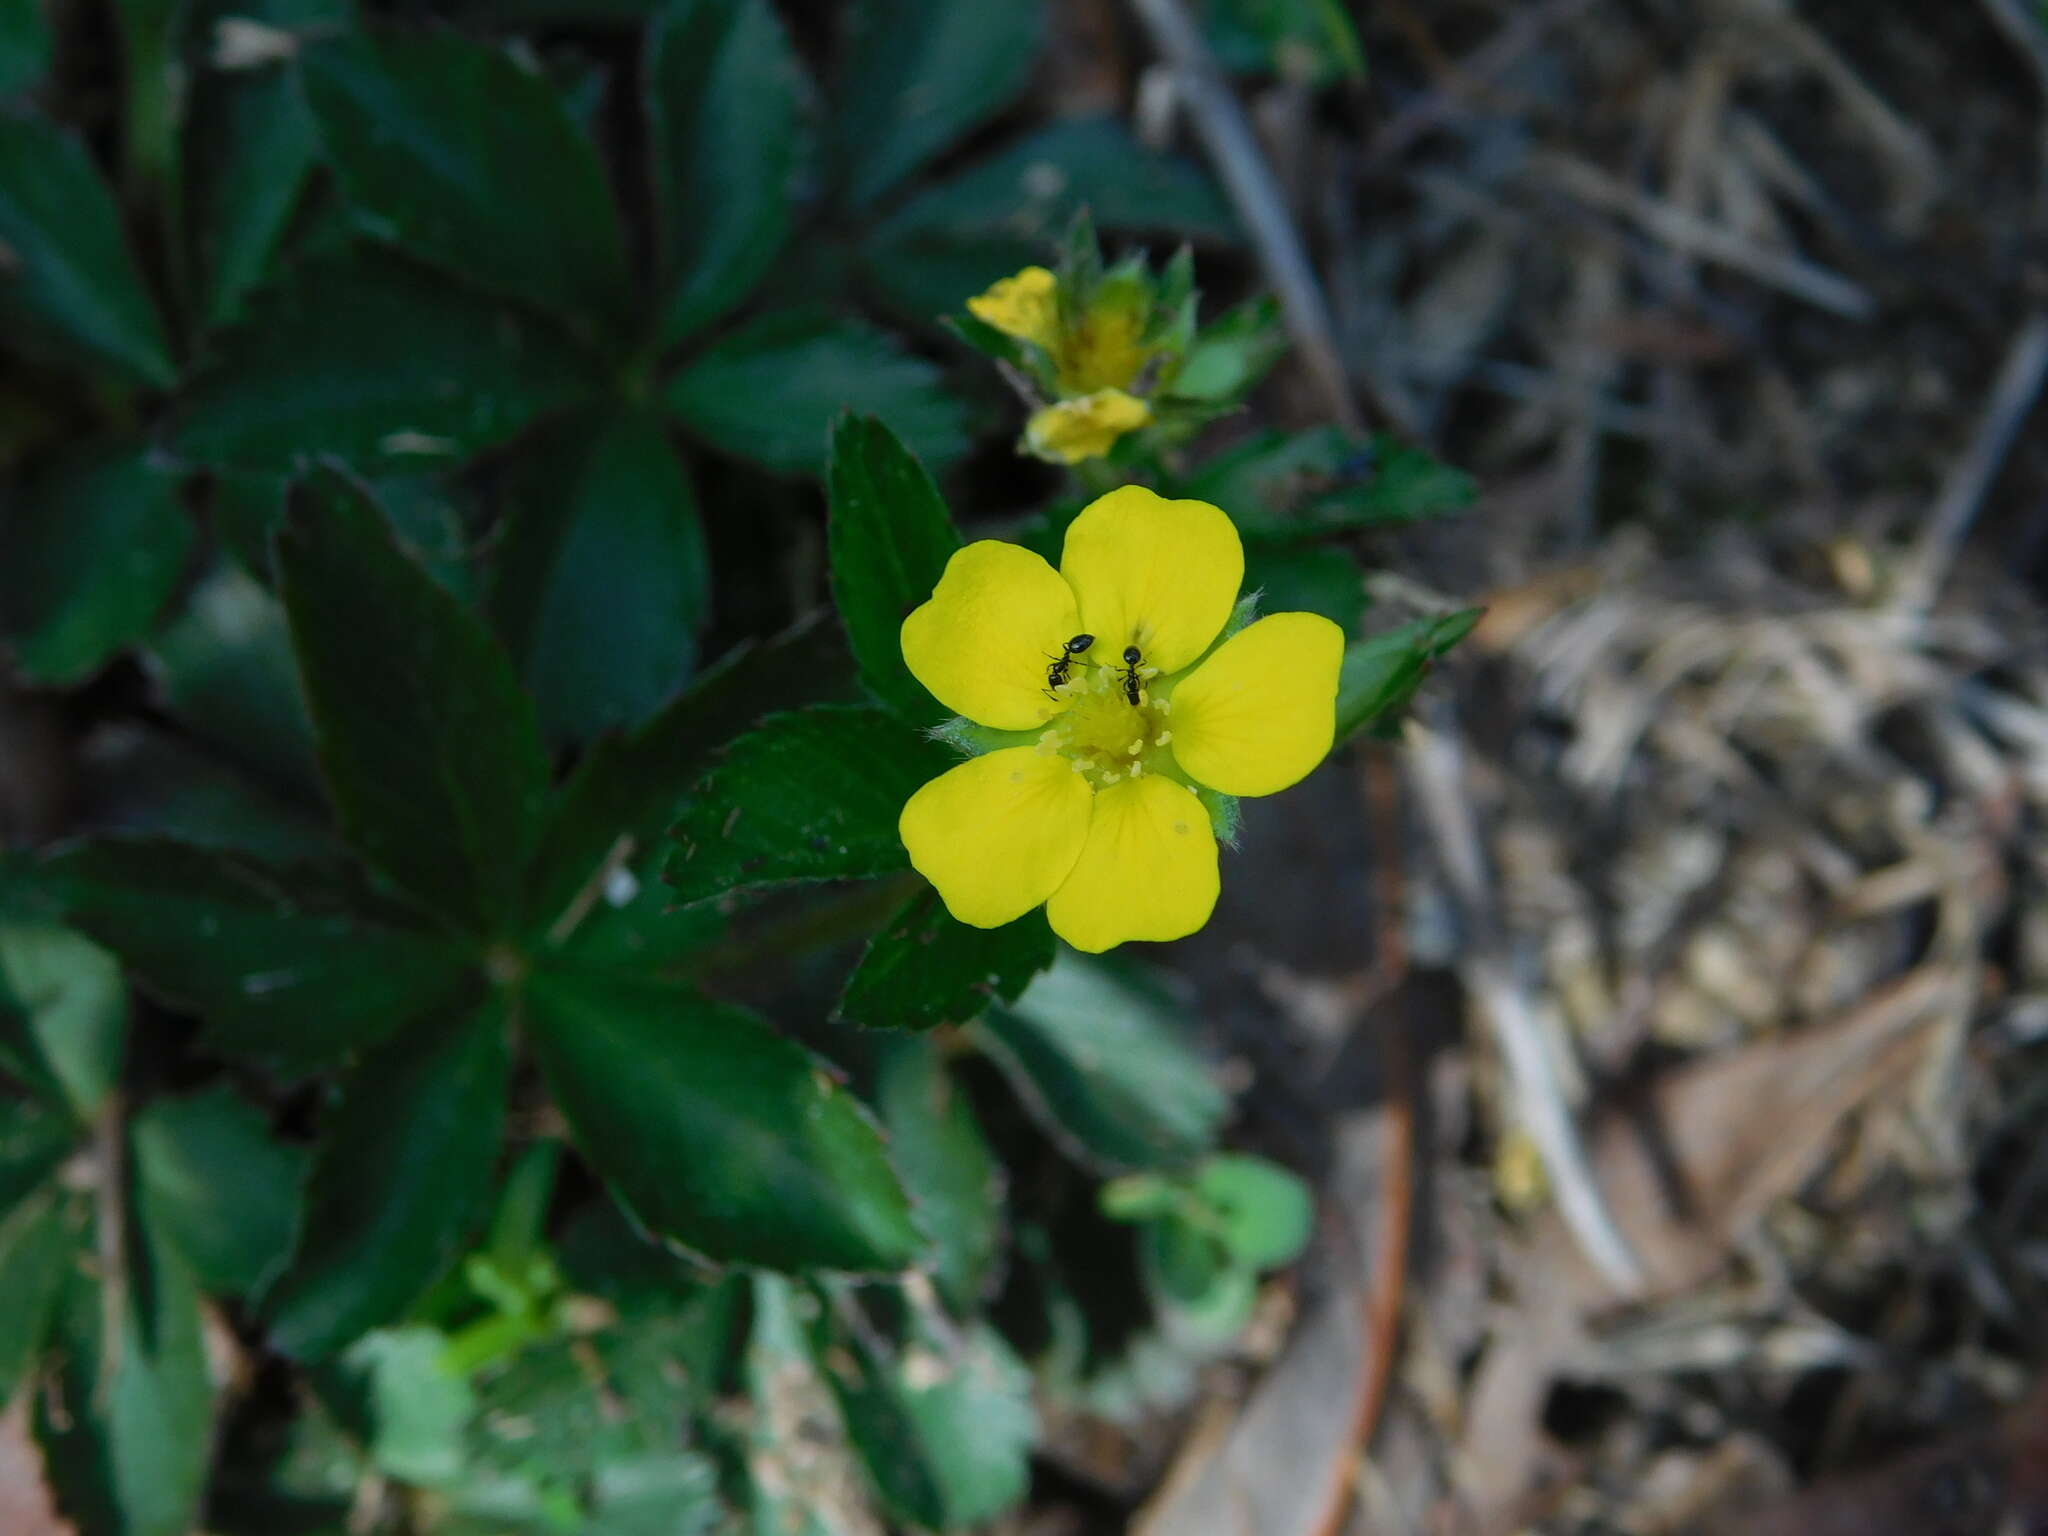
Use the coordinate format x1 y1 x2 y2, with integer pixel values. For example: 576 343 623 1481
967 266 1060 350
1025 389 1152 465
898 487 1344 952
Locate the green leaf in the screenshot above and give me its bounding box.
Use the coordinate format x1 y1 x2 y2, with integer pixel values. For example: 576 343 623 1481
0 0 52 96
648 0 809 344
0 113 174 388
300 31 631 328
887 118 1234 243
279 469 550 933
838 888 1052 1030
1206 0 1365 84
1187 428 1473 538
1333 609 1480 743
977 953 1226 1172
826 413 960 723
664 705 955 907
37 1193 215 1536
176 248 590 474
869 1036 1001 1311
345 1326 477 1486
864 117 1234 317
527 969 923 1273
823 1311 1035 1529
0 447 194 687
745 1275 874 1534
0 1187 77 1403
42 837 472 1071
266 993 510 1360
0 1098 75 1219
1241 539 1366 635
666 309 970 475
133 1084 310 1296
1140 1212 1256 1346
186 58 322 330
1193 1154 1314 1270
830 0 1043 207
144 562 322 801
491 411 711 746
523 617 859 935
0 922 126 1122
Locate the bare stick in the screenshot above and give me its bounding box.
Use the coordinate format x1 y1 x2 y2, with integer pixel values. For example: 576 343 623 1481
1366 0 1601 166
1403 710 1646 1294
1531 151 1875 320
1308 750 1418 1536
1901 309 2048 610
1126 0 1380 432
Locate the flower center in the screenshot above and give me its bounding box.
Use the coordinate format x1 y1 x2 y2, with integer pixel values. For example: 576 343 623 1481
1036 657 1174 790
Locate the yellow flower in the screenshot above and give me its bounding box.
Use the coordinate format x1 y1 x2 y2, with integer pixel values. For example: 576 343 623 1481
1056 287 1149 395
966 266 1060 350
1025 389 1153 465
898 487 1345 953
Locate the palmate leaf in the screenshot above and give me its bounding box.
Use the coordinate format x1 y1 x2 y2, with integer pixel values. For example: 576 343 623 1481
176 248 591 474
829 0 1043 208
664 705 955 907
820 1307 1036 1529
0 1185 80 1402
265 992 510 1360
277 469 550 935
133 1084 310 1297
868 1036 1002 1311
0 922 127 1123
527 968 925 1273
1333 609 1482 743
0 0 53 97
41 837 472 1073
837 888 1053 1031
299 29 632 330
648 0 810 345
0 447 194 688
490 410 711 747
0 113 173 389
978 954 1226 1173
522 617 859 938
37 1189 214 1536
826 414 960 725
666 309 970 475
185 48 325 331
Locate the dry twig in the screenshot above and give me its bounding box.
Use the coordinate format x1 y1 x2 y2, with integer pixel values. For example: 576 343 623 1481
1125 0 1386 432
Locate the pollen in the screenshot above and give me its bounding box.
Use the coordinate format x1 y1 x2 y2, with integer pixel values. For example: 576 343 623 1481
1034 655 1180 791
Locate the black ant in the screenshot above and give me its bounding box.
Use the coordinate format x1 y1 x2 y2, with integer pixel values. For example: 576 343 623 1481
1119 645 1144 705
1044 633 1094 696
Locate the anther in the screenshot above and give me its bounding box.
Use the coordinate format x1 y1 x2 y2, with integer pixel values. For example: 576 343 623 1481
1126 738 1143 756
1154 730 1172 746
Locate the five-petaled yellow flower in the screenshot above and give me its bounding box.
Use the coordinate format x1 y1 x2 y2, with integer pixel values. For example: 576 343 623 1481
898 487 1344 952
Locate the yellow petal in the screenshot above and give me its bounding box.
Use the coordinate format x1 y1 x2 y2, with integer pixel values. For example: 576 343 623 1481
901 541 1081 731
1045 775 1218 952
1168 611 1344 797
901 748 1093 928
1059 486 1242 676
966 266 1059 348
1024 390 1152 466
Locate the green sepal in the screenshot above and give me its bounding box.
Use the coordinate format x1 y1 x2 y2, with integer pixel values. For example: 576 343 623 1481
1195 784 1241 848
926 717 1040 757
